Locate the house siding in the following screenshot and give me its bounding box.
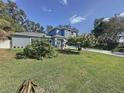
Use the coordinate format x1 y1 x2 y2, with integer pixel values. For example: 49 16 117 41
0 40 10 49
64 30 77 38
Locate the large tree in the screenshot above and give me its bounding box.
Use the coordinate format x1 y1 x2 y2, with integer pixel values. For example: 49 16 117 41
0 0 45 39
92 15 124 50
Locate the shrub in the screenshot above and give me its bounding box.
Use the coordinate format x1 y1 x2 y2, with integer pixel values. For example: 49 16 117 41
57 49 81 55
112 47 124 52
16 39 57 60
16 52 26 59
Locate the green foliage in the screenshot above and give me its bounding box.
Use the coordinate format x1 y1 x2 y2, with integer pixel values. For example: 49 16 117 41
23 20 44 32
0 0 26 39
16 52 26 59
0 0 44 39
17 39 57 60
57 49 81 55
92 15 124 50
80 34 98 48
46 24 79 33
67 34 97 49
112 47 124 52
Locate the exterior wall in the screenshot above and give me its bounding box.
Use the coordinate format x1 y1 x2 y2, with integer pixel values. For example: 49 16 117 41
64 30 77 38
64 30 72 38
51 37 66 49
12 36 31 48
0 40 10 49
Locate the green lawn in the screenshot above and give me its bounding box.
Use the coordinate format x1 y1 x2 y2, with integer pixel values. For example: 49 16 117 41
0 50 124 93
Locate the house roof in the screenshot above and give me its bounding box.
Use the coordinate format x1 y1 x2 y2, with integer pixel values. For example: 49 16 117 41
118 32 124 37
11 32 51 38
48 27 79 33
52 35 66 39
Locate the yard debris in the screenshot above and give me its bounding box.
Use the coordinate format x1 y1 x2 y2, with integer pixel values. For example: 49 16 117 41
16 80 47 93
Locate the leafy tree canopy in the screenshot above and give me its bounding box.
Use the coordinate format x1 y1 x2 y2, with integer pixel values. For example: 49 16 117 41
0 0 44 39
92 14 124 50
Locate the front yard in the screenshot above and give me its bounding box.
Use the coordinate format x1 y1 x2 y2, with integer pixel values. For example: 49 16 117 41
0 49 124 93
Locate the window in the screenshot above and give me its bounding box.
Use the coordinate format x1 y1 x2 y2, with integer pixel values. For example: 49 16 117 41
49 40 52 43
71 32 74 35
56 30 59 34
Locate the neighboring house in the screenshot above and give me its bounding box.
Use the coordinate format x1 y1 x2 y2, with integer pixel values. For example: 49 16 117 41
0 28 78 49
118 33 124 43
47 27 78 48
47 27 78 38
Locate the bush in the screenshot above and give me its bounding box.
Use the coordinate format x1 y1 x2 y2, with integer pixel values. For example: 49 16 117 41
57 49 81 55
112 47 124 52
16 39 57 60
16 52 26 59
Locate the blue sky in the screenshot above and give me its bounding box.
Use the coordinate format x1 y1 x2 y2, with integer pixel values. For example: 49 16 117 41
12 0 124 33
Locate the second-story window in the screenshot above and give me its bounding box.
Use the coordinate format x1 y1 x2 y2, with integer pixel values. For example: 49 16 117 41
56 30 59 34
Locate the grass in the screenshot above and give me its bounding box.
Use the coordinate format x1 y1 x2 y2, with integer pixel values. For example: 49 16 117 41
0 49 124 93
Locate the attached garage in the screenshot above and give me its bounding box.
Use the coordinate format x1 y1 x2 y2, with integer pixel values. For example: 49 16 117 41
11 32 49 48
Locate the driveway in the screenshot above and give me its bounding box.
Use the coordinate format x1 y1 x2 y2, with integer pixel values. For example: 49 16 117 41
83 48 124 58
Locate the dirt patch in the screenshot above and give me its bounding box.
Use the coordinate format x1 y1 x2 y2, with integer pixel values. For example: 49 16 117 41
0 49 16 61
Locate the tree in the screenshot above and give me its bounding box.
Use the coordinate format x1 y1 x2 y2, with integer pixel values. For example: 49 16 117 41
46 25 53 32
80 34 97 48
67 34 97 50
92 15 124 50
23 20 44 32
0 0 45 39
0 0 26 38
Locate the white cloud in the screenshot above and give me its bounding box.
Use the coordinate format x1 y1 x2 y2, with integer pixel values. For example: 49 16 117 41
3 0 16 2
42 6 53 12
103 18 110 22
69 15 86 24
119 12 124 17
59 0 68 5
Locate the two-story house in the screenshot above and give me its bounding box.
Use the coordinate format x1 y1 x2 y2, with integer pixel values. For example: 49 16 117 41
47 27 78 48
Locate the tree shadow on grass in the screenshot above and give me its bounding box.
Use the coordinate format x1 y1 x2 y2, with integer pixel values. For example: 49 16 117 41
57 49 81 55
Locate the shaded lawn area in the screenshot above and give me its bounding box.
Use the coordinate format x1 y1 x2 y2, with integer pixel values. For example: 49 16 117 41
0 50 124 93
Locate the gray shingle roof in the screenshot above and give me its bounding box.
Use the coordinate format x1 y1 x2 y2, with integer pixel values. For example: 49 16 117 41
11 32 51 38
